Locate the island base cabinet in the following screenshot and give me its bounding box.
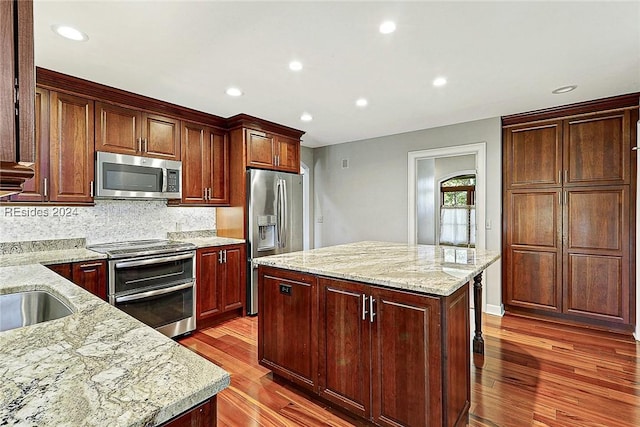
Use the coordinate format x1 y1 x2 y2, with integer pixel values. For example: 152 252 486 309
258 265 471 427
319 278 470 427
258 267 317 392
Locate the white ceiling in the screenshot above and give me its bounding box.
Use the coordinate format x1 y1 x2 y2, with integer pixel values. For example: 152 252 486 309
33 1 640 148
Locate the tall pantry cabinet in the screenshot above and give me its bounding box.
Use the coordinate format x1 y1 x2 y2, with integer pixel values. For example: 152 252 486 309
502 94 638 333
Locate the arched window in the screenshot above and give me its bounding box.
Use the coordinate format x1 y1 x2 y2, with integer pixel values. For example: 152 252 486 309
440 175 475 247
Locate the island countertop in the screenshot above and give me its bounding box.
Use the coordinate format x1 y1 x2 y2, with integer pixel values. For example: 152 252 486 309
253 241 501 296
0 264 230 426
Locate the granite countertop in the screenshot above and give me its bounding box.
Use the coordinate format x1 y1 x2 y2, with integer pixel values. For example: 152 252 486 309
253 241 501 296
0 264 230 426
0 248 107 267
174 236 245 249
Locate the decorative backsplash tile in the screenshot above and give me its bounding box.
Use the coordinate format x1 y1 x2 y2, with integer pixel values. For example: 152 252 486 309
0 200 216 245
0 238 86 254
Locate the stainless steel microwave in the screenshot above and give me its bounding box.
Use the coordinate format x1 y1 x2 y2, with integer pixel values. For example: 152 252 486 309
95 152 182 199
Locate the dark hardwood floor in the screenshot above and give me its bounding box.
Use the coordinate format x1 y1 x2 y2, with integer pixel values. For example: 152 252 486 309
179 314 640 427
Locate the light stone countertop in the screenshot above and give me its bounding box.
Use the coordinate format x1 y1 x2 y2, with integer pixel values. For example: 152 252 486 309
253 241 501 296
174 236 245 249
0 248 107 267
0 264 230 426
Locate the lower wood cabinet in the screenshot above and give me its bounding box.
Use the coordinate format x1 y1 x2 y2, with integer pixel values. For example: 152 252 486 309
47 260 107 300
196 244 245 328
159 396 217 427
258 266 471 427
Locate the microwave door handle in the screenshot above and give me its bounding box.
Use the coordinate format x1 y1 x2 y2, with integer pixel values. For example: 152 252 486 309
162 168 168 193
114 253 194 269
115 282 194 303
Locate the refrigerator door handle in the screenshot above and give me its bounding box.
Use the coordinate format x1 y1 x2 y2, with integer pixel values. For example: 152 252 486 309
280 179 287 248
276 179 283 248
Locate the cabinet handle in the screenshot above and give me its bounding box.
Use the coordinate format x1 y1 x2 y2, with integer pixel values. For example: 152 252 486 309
90 181 94 198
207 188 212 200
137 137 142 152
218 251 223 264
144 138 148 152
362 294 368 320
370 297 376 323
223 250 227 263
203 188 208 201
79 262 102 269
43 178 48 198
558 170 562 184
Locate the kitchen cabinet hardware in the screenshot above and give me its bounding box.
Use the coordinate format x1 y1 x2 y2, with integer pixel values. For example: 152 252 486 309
90 180 94 197
361 294 368 320
369 296 376 322
78 262 103 269
564 169 568 183
143 138 148 153
218 250 223 263
223 249 227 263
137 137 142 152
43 178 47 197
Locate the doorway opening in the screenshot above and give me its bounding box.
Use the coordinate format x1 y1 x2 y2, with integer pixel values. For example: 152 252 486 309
439 173 476 248
407 142 486 249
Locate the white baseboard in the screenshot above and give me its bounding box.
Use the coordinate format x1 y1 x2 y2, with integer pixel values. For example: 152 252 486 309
485 303 504 317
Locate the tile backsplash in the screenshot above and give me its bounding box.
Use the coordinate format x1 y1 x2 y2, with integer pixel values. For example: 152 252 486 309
0 200 215 245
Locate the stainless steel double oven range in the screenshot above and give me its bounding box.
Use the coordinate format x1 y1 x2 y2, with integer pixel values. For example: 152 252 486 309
88 240 196 338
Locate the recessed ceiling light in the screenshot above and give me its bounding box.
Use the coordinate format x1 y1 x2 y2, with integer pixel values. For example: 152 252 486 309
552 85 577 94
289 61 303 71
51 24 89 41
300 112 313 122
433 77 447 87
225 87 243 97
379 21 396 34
356 98 368 107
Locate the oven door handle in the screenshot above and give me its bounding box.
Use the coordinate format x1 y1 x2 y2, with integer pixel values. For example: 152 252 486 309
115 282 194 303
114 253 194 269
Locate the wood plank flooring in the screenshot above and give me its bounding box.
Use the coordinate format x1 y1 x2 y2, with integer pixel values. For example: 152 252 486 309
178 314 640 427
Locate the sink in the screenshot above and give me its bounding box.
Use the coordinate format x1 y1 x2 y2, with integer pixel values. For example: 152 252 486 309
0 291 73 332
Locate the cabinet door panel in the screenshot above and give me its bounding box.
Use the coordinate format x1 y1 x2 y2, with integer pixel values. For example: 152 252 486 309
246 130 274 169
566 254 625 321
181 122 209 204
276 135 300 173
565 112 630 185
47 263 72 280
318 279 370 419
197 248 222 319
49 92 94 203
508 250 561 311
72 260 107 300
259 268 316 391
371 289 441 427
143 113 180 160
209 130 229 204
11 87 49 202
505 122 562 188
95 102 141 155
508 191 560 248
566 188 626 252
221 246 243 311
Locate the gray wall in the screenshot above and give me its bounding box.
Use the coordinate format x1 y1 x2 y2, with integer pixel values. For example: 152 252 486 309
300 146 315 250
313 117 502 310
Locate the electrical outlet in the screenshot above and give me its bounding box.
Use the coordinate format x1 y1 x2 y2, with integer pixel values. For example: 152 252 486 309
485 219 492 230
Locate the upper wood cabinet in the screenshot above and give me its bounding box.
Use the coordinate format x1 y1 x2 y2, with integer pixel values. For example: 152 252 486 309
0 0 35 195
96 101 180 160
12 89 94 204
505 110 633 190
49 91 95 203
246 129 300 173
181 121 229 205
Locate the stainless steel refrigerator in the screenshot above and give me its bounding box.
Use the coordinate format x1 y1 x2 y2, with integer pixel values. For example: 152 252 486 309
247 169 303 315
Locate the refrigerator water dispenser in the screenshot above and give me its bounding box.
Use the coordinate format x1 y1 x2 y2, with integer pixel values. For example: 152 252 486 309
257 215 277 251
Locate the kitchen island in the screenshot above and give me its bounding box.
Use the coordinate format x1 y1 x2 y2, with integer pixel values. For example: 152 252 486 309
0 264 230 426
254 241 500 427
